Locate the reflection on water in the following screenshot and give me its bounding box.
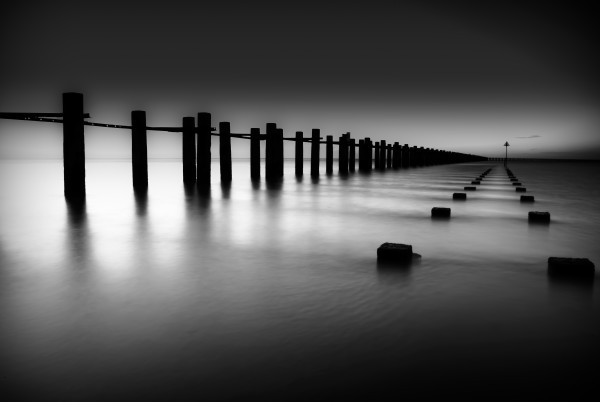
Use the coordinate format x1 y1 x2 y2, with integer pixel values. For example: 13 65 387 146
0 159 599 400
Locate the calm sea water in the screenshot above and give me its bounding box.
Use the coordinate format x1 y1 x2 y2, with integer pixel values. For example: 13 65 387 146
1 159 599 400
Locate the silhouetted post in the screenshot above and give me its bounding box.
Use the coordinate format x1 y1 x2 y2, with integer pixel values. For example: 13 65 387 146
374 142 380 169
265 123 277 181
349 138 356 172
401 144 409 168
182 116 196 184
326 135 333 175
295 131 303 177
219 122 232 183
379 140 386 170
365 138 373 171
250 128 260 180
358 139 365 171
504 141 510 167
197 112 212 187
339 134 348 175
392 142 400 168
63 92 86 199
410 146 418 167
311 129 320 178
131 111 148 192
276 128 284 178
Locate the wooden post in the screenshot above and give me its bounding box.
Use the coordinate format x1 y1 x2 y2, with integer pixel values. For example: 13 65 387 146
295 131 303 177
392 142 400 169
219 122 232 183
365 138 373 171
63 92 86 199
349 138 356 172
379 140 386 170
339 134 348 175
358 139 365 172
182 116 196 184
402 144 409 168
387 144 392 168
411 146 418 167
374 142 380 169
266 123 280 181
131 110 148 192
326 135 333 175
250 128 260 180
276 128 284 178
197 112 212 187
311 129 320 177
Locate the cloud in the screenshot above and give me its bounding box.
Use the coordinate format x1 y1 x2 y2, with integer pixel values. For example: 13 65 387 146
514 135 542 139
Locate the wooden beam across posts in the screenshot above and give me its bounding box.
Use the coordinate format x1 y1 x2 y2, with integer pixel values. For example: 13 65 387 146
387 144 392 168
63 92 86 200
182 116 196 184
374 142 380 170
349 138 356 172
250 128 260 181
219 122 232 183
311 129 320 178
197 112 212 187
131 110 148 192
339 134 348 175
379 140 386 170
326 135 333 175
295 131 303 177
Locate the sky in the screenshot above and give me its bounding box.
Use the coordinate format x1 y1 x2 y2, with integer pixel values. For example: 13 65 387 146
1 0 598 159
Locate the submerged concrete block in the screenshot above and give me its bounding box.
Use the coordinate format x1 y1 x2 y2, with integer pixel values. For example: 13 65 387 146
520 195 534 202
516 187 526 192
377 243 414 263
471 180 481 185
548 257 595 279
453 192 467 200
529 211 550 223
431 207 451 218
464 186 476 191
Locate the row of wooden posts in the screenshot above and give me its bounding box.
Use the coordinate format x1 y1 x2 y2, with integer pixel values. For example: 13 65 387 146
6 93 488 200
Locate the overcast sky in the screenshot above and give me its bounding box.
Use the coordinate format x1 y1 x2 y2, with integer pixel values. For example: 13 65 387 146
1 0 598 159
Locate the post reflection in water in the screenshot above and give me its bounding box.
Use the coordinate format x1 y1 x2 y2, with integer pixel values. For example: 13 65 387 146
0 159 598 400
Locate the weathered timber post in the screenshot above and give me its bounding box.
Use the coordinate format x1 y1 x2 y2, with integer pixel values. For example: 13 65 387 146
401 144 409 168
197 112 212 187
392 142 400 169
379 140 386 170
295 131 303 177
326 135 333 175
63 92 86 199
275 128 284 178
339 134 348 175
387 144 392 168
349 138 356 172
265 123 277 181
365 138 373 171
358 139 365 171
182 116 196 184
374 142 380 169
250 128 260 180
219 122 232 183
311 129 320 178
131 110 148 192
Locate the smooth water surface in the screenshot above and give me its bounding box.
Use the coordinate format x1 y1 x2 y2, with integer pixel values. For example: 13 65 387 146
1 159 599 400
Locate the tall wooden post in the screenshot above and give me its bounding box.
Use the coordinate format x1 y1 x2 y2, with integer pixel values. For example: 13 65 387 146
339 134 348 175
311 129 320 178
402 144 409 168
379 140 386 170
326 135 333 175
374 142 380 169
349 138 356 172
276 128 284 178
387 144 392 168
266 123 280 181
392 142 400 169
295 131 303 177
358 139 365 171
365 138 373 171
197 112 212 187
411 146 418 167
63 92 86 199
250 128 260 180
182 116 196 184
131 110 148 192
219 122 232 183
